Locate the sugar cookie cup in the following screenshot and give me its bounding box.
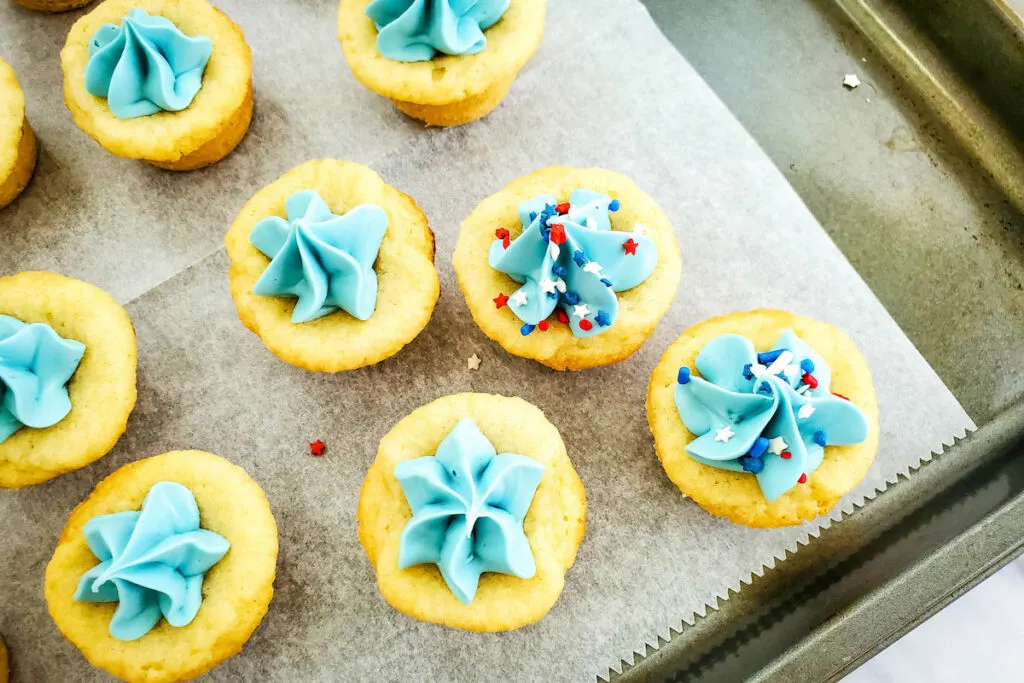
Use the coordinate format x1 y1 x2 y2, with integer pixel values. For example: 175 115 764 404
60 0 252 170
0 272 136 488
0 57 37 210
338 0 545 126
454 166 682 370
226 159 439 372
647 310 880 528
358 393 586 631
12 0 94 11
45 450 278 683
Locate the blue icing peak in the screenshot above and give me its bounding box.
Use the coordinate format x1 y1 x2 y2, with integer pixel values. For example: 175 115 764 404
366 0 510 62
0 315 85 444
489 189 658 337
85 8 212 119
674 331 869 502
249 190 388 324
394 418 545 604
74 482 230 641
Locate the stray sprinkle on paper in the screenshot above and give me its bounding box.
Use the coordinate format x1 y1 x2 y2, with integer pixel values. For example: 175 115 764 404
309 440 326 456
843 73 861 89
467 354 481 371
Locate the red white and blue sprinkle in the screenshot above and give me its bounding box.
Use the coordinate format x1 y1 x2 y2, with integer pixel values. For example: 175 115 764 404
677 367 691 384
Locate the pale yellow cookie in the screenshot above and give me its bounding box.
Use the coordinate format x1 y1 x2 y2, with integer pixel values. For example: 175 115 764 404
338 0 545 126
0 272 137 488
0 57 37 210
647 310 880 528
46 450 278 683
60 0 252 170
226 159 440 372
454 166 682 370
358 393 586 631
12 0 94 11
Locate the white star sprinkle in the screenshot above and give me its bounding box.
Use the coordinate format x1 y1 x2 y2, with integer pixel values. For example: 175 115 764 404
467 354 481 371
548 243 560 260
510 290 528 306
843 73 861 89
633 223 647 235
554 278 567 293
572 303 591 318
767 436 788 455
714 426 735 442
583 261 604 275
538 277 557 294
798 404 815 419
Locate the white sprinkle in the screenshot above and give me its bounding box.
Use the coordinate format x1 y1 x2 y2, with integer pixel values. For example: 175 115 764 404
783 363 801 379
798 404 815 419
554 278 567 293
572 303 591 318
767 436 788 455
750 363 767 378
765 351 793 377
715 426 735 443
510 290 528 306
583 261 603 275
843 73 861 89
467 354 481 371
633 223 647 235
796 384 811 395
548 242 560 260
538 277 557 294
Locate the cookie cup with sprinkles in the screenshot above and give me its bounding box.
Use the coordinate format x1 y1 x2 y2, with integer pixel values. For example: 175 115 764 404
226 159 439 372
0 272 136 489
12 0 94 11
647 309 880 528
338 0 545 126
46 450 278 683
0 57 37 210
358 393 586 631
454 166 682 370
60 0 252 170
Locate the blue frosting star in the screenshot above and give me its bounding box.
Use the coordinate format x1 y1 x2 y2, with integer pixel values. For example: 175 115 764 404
0 315 85 443
394 418 546 604
674 331 869 501
74 482 230 641
249 190 388 324
489 189 658 338
366 0 510 62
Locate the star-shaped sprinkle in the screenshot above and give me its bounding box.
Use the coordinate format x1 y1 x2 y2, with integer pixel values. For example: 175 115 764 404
572 303 591 318
798 404 815 419
715 426 735 442
843 73 861 89
582 261 603 275
595 310 611 327
310 440 326 456
510 290 528 306
538 277 557 294
493 293 509 309
767 436 788 455
467 354 481 371
623 238 639 255
573 250 587 267
549 224 567 245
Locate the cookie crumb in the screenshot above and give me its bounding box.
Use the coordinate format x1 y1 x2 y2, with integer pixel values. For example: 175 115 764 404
843 73 861 89
309 440 326 456
467 354 481 371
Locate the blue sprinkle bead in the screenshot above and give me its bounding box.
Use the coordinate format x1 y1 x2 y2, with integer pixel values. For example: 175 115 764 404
749 436 769 459
758 381 772 395
813 430 827 447
520 323 536 336
742 363 754 380
564 291 580 305
600 278 613 287
552 265 567 278
573 250 588 267
677 367 691 384
609 199 621 211
800 358 815 374
757 348 787 365
739 455 764 474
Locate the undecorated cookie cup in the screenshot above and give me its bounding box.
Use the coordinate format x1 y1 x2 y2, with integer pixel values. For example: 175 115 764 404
12 0 94 11
647 309 880 528
358 393 586 631
226 159 439 372
0 57 38 210
0 272 136 488
60 0 252 170
46 450 278 683
454 166 682 370
338 0 545 126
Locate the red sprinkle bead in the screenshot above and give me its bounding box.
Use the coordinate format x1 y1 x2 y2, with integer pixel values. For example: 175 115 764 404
781 451 792 460
549 224 567 245
555 202 570 214
802 373 819 389
494 228 511 249
538 320 549 331
309 440 326 456
557 310 570 324
623 238 639 255
579 319 594 331
798 473 808 484
833 392 850 400
493 293 509 309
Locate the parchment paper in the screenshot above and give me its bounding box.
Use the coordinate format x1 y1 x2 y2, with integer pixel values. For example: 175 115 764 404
0 0 973 681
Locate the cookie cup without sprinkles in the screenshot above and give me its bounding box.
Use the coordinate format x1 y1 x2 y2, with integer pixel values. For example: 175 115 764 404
647 309 880 528
46 450 278 683
0 272 136 488
226 159 439 372
0 57 37 210
338 0 545 126
358 393 586 631
454 166 682 370
60 0 252 170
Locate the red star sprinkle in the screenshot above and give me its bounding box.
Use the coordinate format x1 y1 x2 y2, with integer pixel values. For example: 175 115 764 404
555 202 570 214
494 293 509 309
833 392 850 400
623 238 638 255
579 320 594 331
310 440 326 456
538 320 549 331
781 451 792 460
798 473 808 484
556 310 570 324
549 224 567 245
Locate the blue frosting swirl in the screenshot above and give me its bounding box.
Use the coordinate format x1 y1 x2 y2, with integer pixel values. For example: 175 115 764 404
675 331 869 501
85 8 213 119
0 315 85 444
250 190 389 324
365 0 510 62
74 481 230 641
395 418 545 604
489 189 658 337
